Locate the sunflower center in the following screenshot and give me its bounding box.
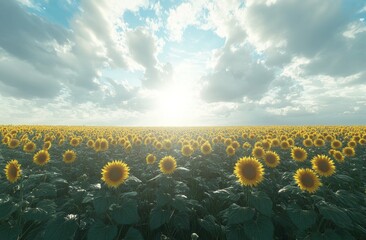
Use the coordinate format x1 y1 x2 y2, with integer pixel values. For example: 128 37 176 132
316 160 330 172
294 150 304 159
9 165 18 178
266 155 276 164
163 160 174 170
37 154 47 163
108 167 124 182
26 144 33 150
241 164 257 180
300 173 315 188
65 153 73 161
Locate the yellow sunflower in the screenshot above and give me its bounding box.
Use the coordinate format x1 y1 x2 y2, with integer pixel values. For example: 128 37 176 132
263 151 280 168
303 138 313 147
242 142 251 149
181 145 194 157
159 156 177 174
70 137 80 147
331 140 342 149
87 139 94 148
23 141 36 153
94 139 101 152
231 141 240 149
146 154 156 164
311 155 336 177
347 141 357 148
291 147 308 162
280 141 290 150
33 150 51 166
8 139 20 149
100 138 109 151
200 141 212 155
252 146 265 159
234 157 264 187
332 150 344 163
101 160 130 188
314 139 325 147
342 146 355 157
226 145 236 156
43 141 52 150
294 168 322 193
63 150 77 164
4 160 21 183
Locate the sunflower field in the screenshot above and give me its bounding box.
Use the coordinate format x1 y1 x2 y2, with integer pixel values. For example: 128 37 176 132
0 125 365 240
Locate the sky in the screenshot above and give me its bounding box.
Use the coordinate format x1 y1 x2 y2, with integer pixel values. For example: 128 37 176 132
0 0 365 126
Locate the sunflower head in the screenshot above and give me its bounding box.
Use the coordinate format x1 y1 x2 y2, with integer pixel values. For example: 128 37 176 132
100 138 109 151
303 138 313 147
347 141 357 148
155 141 163 150
146 154 156 164
234 157 264 187
280 141 290 149
331 140 342 149
33 150 51 166
342 146 355 157
43 141 52 150
101 160 130 188
87 140 94 148
4 160 21 183
226 145 236 156
332 150 345 163
63 150 77 164
23 141 36 153
159 156 177 174
231 141 240 149
294 168 322 193
181 145 194 157
314 139 325 147
8 139 20 149
94 139 101 152
163 139 172 150
291 147 308 162
200 142 212 155
242 142 251 149
70 138 80 147
311 155 336 177
264 151 280 168
252 146 265 159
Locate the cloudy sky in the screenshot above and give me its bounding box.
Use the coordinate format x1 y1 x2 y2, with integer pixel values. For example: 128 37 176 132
0 0 365 126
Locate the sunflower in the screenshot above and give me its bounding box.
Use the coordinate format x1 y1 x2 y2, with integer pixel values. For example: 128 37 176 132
263 151 280 168
291 147 308 162
347 141 357 148
311 155 336 177
303 138 313 147
70 137 80 147
63 150 77 164
23 141 36 153
100 138 109 151
280 141 290 150
4 160 21 183
146 154 156 164
43 141 52 150
8 139 20 149
294 168 322 193
242 142 251 149
332 150 344 163
342 146 355 157
226 145 236 156
101 160 130 188
261 140 271 150
234 157 264 187
200 141 212 155
155 141 163 150
181 145 194 157
94 139 101 152
314 139 325 147
87 139 94 148
251 146 265 159
231 141 240 149
33 150 51 166
163 139 172 150
224 138 232 146
159 156 177 174
331 140 342 149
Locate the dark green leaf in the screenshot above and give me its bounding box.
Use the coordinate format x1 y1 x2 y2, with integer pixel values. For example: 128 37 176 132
227 203 255 225
43 216 78 240
37 199 56 215
33 183 57 198
248 191 273 216
120 191 138 198
172 212 190 230
124 227 144 240
93 196 109 214
0 195 16 220
287 204 316 231
149 207 172 230
198 215 221 235
110 200 139 225
317 202 352 228
244 215 274 240
87 220 117 240
156 192 171 207
23 208 49 222
172 195 189 212
0 223 20 240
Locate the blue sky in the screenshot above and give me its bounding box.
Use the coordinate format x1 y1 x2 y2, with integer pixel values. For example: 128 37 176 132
0 0 365 126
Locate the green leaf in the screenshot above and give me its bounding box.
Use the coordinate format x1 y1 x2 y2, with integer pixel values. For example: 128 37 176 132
226 225 246 240
23 208 49 222
43 216 78 240
287 204 316 231
0 195 16 220
110 200 139 225
198 215 222 236
120 191 138 198
93 196 109 214
244 215 274 240
37 199 56 215
149 207 172 230
124 227 144 240
156 192 171 207
248 191 273 216
87 220 117 240
172 195 189 212
172 211 190 230
317 202 352 228
227 203 255 225
0 223 20 240
33 183 57 198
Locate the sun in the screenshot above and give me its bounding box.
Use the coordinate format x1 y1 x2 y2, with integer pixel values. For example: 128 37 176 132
154 82 199 126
